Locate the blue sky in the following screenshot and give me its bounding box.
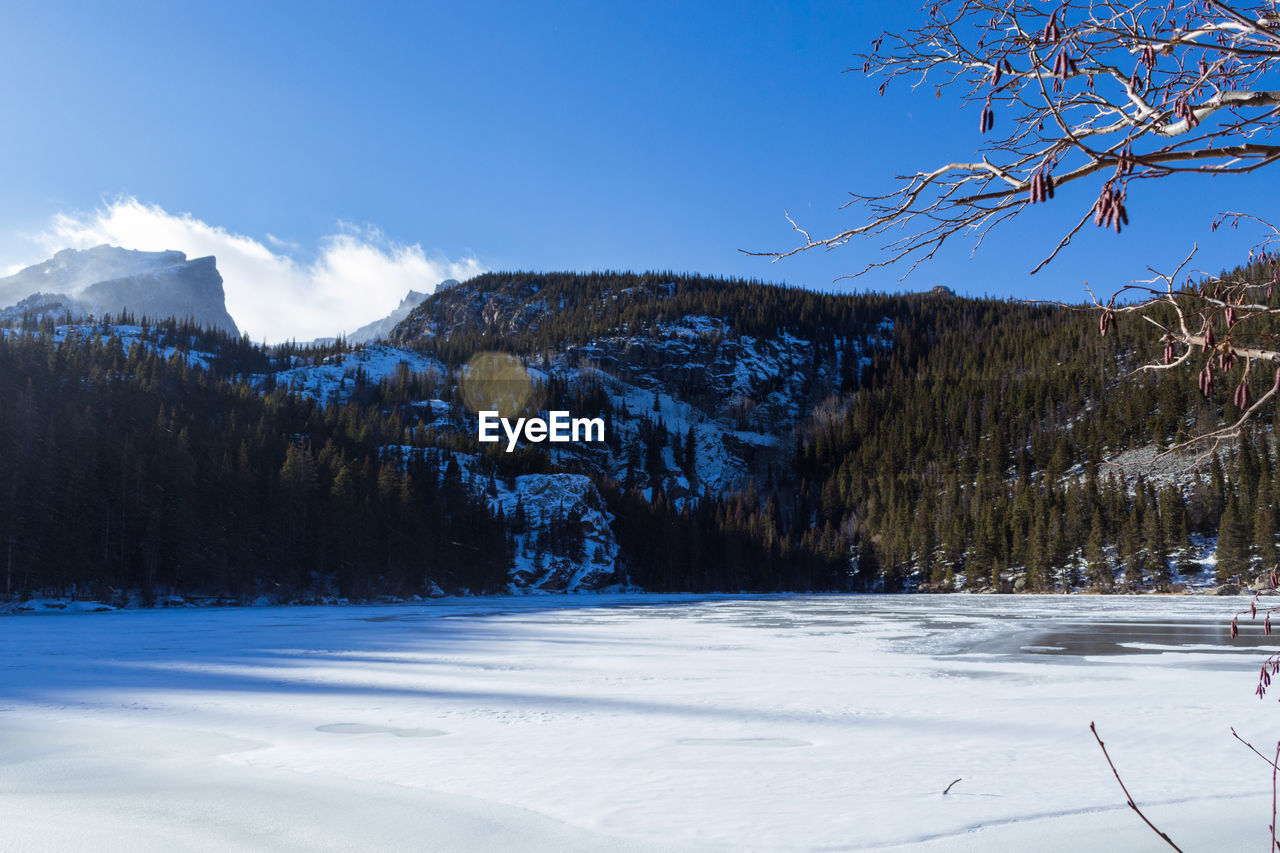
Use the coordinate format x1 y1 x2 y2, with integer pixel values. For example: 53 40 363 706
1 1 1274 340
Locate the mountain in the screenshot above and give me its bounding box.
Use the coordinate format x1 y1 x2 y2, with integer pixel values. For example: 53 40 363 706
0 292 81 325
309 281 460 346
0 268 1271 605
0 245 238 335
0 245 188 304
343 287 434 344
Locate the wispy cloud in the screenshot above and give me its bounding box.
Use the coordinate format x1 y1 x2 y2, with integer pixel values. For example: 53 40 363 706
35 196 484 342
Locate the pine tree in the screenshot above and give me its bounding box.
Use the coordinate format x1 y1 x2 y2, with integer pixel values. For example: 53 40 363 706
1217 496 1250 583
1143 499 1171 590
1085 516 1112 591
1254 477 1278 571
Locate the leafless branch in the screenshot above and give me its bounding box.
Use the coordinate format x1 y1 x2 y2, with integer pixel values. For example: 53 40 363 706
1234 728 1280 770
1090 722 1185 852
750 1 1280 278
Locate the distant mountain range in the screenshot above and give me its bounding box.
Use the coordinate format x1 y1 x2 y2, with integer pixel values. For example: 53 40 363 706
0 244 459 345
0 245 239 335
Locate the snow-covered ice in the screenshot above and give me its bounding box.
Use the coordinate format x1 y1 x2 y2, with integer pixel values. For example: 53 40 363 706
1 595 1276 851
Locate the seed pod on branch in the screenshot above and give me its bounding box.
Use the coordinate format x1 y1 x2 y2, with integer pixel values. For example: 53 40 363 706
1042 11 1060 44
1098 308 1115 336
1198 362 1215 397
1234 379 1251 409
1053 50 1069 79
1173 96 1201 128
1029 165 1056 204
1093 183 1128 232
1114 143 1135 177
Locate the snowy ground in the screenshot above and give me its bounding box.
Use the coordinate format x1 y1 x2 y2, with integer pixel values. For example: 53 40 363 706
2 595 1277 852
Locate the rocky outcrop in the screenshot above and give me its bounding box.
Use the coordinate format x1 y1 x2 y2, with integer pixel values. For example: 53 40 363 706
392 277 837 432
392 276 548 341
491 473 620 591
564 318 814 432
80 256 237 334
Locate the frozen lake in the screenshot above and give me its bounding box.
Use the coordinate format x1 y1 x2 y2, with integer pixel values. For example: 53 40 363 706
1 594 1276 851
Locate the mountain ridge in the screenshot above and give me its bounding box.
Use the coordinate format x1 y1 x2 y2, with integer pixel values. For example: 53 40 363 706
2 268 1273 603
0 245 238 335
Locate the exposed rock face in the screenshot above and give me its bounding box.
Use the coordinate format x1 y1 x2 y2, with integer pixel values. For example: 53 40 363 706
490 473 620 591
393 278 827 432
392 276 549 341
564 319 814 432
0 245 187 306
0 245 238 335
379 275 892 503
80 256 237 334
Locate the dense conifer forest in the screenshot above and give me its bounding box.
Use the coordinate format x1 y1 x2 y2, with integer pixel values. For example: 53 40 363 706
2 269 1277 602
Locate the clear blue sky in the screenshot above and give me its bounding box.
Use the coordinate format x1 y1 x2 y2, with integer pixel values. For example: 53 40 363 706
2 0 1275 330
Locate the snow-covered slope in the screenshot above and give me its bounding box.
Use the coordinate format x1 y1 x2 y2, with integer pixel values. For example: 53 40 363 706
260 345 447 406
493 473 621 591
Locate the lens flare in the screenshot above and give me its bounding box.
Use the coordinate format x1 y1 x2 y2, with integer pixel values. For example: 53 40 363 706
459 351 533 418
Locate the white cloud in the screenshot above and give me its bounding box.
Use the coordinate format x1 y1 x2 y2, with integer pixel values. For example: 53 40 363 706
35 196 484 342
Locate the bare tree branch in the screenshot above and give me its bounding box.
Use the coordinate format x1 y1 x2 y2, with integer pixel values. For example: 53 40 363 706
747 1 1280 277
1090 722 1185 852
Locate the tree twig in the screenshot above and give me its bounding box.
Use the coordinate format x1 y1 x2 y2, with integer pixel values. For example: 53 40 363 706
1233 728 1280 771
1090 722 1185 852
